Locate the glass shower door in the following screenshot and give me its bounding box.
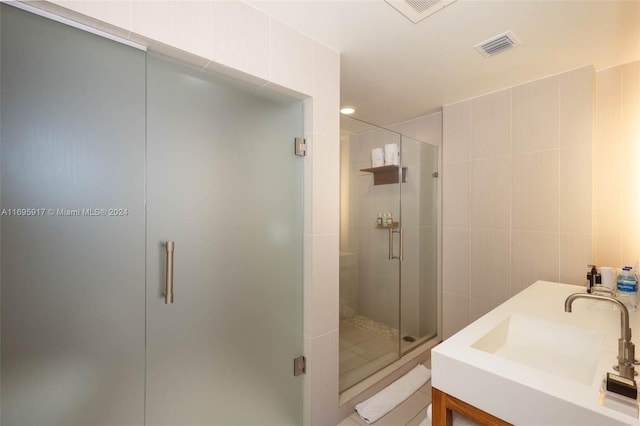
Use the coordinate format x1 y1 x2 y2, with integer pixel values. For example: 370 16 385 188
339 116 402 391
339 116 440 391
145 53 304 425
399 137 438 353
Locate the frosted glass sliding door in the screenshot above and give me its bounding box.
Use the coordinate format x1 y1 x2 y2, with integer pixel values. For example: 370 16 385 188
145 53 304 425
1 6 304 425
0 5 146 425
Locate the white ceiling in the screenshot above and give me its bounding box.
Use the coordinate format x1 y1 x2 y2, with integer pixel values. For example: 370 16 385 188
248 0 640 126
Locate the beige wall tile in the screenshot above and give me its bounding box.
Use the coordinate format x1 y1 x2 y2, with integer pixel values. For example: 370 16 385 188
471 157 511 230
307 234 340 337
470 89 511 159
309 331 340 426
130 1 219 61
390 120 418 141
469 296 500 323
469 229 511 302
130 1 176 47
269 19 313 96
619 139 640 266
171 1 213 60
622 61 640 145
595 66 623 146
53 0 131 34
210 1 270 81
443 101 470 163
310 133 340 235
443 292 469 339
559 145 592 233
512 75 559 154
417 111 443 147
402 137 422 169
594 144 621 236
512 150 559 232
401 277 420 337
559 233 592 286
312 43 340 138
400 226 420 283
595 232 622 268
443 161 470 229
511 231 559 294
351 131 374 172
443 228 470 296
559 66 594 147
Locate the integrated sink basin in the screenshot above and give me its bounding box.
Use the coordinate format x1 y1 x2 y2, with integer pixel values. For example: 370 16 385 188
472 313 606 385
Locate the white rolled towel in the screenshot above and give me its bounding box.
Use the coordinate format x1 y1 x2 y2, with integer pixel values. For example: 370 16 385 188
384 143 399 166
356 365 430 424
371 148 385 167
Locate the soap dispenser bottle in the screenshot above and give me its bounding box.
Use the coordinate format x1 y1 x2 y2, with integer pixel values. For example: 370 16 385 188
586 265 601 294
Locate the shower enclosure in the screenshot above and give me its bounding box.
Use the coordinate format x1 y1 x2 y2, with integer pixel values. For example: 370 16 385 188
1 5 303 425
339 116 439 392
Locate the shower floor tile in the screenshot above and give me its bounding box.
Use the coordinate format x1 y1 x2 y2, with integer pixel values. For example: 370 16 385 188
339 316 436 392
339 317 401 392
339 323 380 348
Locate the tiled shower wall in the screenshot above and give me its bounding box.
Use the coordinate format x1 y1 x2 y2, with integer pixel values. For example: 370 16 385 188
344 128 402 328
442 66 594 338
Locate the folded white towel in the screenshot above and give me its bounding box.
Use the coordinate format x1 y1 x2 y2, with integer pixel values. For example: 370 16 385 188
371 148 385 167
356 365 431 424
384 143 399 166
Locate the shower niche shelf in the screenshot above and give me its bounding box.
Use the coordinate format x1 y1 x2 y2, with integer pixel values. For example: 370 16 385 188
360 165 407 185
376 222 398 229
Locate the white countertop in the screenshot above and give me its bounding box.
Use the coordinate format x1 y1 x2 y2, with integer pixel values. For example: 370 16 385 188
432 281 640 425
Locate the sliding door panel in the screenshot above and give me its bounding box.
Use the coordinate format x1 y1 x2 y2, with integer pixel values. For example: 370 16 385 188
146 53 303 426
0 5 146 425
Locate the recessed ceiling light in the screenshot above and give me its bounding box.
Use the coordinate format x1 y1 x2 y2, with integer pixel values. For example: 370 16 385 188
340 107 355 115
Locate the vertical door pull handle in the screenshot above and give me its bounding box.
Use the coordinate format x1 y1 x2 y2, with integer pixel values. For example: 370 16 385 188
165 241 175 304
388 228 403 261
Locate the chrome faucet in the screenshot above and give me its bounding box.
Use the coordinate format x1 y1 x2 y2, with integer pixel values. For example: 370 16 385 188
565 292 636 380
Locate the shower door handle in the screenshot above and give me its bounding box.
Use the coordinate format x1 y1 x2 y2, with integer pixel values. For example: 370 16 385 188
164 241 175 304
388 228 403 261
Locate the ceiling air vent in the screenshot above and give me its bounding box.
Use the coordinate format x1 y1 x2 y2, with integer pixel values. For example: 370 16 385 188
474 31 522 58
385 0 458 24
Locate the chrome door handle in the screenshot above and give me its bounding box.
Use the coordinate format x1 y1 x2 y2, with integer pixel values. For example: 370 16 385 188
165 241 175 304
388 228 403 261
